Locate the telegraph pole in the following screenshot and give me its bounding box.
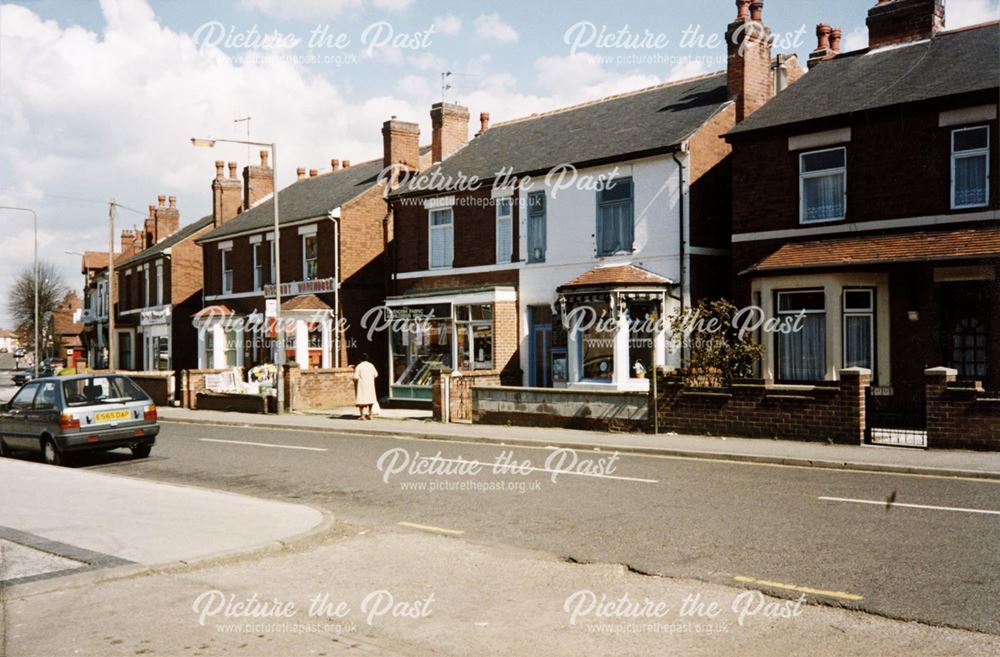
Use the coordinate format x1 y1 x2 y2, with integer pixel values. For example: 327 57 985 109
108 200 116 372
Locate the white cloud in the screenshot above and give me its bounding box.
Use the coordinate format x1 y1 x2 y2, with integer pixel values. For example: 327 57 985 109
473 13 519 44
949 0 1000 27
534 53 662 101
433 14 462 36
842 26 868 53
372 0 414 11
241 0 362 21
666 58 708 81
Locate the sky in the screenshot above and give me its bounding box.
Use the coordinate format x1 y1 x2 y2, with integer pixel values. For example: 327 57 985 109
0 0 998 329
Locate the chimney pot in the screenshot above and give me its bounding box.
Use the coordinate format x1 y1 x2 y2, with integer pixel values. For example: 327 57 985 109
148 204 155 218
157 195 166 208
309 169 318 178
297 167 306 180
260 150 269 168
168 195 176 208
228 161 238 179
816 23 832 50
215 160 225 179
343 160 351 169
830 27 842 53
749 0 763 21
331 158 340 171
736 0 750 20
479 112 490 135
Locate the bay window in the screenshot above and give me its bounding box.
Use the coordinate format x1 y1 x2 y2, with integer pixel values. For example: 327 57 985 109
456 304 493 371
952 126 990 209
800 147 846 223
776 290 826 381
578 301 616 380
843 288 874 374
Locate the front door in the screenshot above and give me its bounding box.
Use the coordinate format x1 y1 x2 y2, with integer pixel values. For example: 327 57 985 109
529 306 553 387
942 281 992 386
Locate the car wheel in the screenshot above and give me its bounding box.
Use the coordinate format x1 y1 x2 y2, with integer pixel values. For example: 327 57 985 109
131 444 152 459
42 437 63 466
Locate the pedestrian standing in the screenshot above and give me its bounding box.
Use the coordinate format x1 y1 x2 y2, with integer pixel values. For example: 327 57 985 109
353 353 378 420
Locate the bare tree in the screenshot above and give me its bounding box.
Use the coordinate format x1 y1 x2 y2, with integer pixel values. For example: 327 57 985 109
7 260 68 354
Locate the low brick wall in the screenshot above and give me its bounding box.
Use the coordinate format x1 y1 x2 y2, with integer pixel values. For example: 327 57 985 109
432 370 503 421
653 367 869 444
180 368 243 409
926 367 1000 450
472 386 648 432
196 391 274 414
284 365 355 411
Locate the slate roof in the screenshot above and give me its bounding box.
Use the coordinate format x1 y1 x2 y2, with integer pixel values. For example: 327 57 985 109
393 72 731 196
558 264 673 290
729 22 1000 137
745 227 1000 274
198 155 394 242
117 215 214 268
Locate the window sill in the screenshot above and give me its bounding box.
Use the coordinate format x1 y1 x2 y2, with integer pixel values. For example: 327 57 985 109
799 216 846 226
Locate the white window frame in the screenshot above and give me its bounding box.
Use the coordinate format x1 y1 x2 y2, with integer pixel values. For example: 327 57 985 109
252 242 263 290
495 198 513 264
268 237 276 284
951 125 990 210
799 146 847 225
221 248 233 294
302 234 318 281
842 288 875 376
142 266 150 308
775 289 827 382
155 261 163 306
428 208 454 270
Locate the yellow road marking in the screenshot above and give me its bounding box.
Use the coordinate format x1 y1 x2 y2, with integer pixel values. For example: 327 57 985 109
398 521 465 536
733 575 864 601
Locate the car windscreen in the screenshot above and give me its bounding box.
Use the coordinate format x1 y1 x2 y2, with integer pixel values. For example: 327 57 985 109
62 376 150 407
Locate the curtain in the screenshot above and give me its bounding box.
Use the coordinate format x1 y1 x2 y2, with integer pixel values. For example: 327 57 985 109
528 214 546 261
844 315 871 369
804 173 844 221
778 314 825 381
497 217 512 262
598 203 632 254
955 155 987 206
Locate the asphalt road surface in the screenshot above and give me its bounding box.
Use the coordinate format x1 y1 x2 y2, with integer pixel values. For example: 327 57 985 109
14 419 988 637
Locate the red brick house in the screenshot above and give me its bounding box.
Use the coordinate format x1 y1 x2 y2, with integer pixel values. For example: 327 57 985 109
385 2 802 402
726 1 999 425
194 139 427 392
115 195 214 372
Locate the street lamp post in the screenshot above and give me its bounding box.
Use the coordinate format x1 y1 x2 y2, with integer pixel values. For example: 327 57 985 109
192 137 284 415
2 206 39 378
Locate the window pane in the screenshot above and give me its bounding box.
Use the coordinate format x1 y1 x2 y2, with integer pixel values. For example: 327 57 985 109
580 303 615 380
954 127 989 152
777 314 826 381
954 154 988 206
801 149 845 172
803 173 845 221
627 301 656 378
497 217 513 263
431 209 452 226
497 198 511 218
844 315 872 369
778 291 825 312
599 179 632 204
844 289 872 311
527 191 545 217
12 383 39 410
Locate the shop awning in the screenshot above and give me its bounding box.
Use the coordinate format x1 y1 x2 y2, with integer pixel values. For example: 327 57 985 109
745 227 1000 275
557 264 673 291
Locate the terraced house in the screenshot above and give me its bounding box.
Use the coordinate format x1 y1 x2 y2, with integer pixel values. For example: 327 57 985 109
726 0 1000 440
195 138 429 388
384 1 803 402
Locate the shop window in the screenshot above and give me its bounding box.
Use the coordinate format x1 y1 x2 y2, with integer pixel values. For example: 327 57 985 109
843 288 874 375
776 290 826 381
155 336 170 371
456 304 493 371
392 318 451 386
627 300 658 379
577 301 615 381
224 328 238 367
204 331 214 369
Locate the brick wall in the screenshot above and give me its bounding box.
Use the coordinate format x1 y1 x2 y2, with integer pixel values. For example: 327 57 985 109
180 368 240 409
283 364 356 410
431 370 502 421
925 367 1000 450
653 367 869 444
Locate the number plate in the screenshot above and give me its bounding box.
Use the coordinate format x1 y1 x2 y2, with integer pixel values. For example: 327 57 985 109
95 410 130 422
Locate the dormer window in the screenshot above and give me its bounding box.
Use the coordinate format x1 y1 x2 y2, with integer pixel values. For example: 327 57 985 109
800 147 846 224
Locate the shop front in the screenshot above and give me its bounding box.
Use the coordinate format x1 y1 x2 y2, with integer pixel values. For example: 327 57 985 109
139 306 172 371
385 287 517 401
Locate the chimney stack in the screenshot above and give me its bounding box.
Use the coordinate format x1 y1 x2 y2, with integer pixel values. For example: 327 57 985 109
430 102 470 163
212 160 242 227
382 117 421 171
867 0 945 49
243 150 274 208
297 167 306 180
726 0 774 122
144 203 157 248
154 194 180 242
331 159 340 171
476 112 490 137
808 23 836 69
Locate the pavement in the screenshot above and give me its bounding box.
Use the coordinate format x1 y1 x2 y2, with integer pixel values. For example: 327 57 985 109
0 458 323 584
157 405 1000 480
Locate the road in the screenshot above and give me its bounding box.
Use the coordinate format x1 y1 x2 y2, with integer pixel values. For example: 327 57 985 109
38 419 997 636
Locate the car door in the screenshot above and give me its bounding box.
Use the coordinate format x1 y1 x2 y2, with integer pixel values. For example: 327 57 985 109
28 380 61 445
1 382 41 450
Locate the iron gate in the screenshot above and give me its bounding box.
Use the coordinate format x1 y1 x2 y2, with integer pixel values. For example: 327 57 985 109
865 386 927 448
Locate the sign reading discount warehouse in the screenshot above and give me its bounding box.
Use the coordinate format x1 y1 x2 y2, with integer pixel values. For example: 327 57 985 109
263 277 337 298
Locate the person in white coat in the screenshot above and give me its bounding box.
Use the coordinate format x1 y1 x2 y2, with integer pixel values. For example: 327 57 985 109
353 354 378 420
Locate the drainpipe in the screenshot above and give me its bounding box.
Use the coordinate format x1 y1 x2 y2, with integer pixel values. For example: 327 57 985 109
328 208 341 367
671 144 690 365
